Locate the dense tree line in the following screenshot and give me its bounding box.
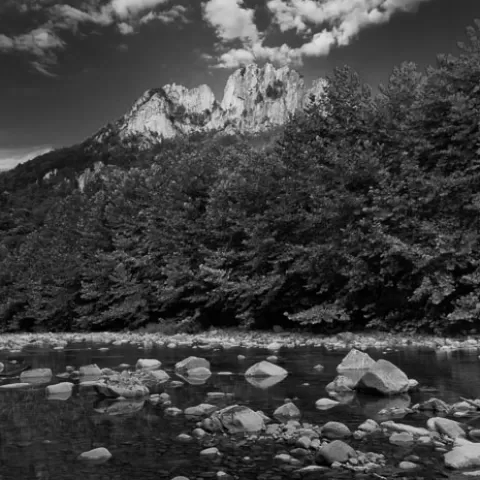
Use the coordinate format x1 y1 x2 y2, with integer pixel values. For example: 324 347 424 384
1 21 480 334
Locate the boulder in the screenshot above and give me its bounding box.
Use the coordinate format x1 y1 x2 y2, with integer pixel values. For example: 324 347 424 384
79 364 102 380
245 361 287 377
46 382 73 396
315 398 340 410
273 402 301 420
357 419 380 434
427 417 466 439
445 442 480 469
184 404 219 417
0 383 31 390
78 447 112 463
416 397 451 413
19 368 53 385
336 349 376 372
380 421 430 437
212 405 264 434
389 432 414 446
175 356 210 373
200 447 221 459
326 374 360 394
135 359 162 370
399 461 418 470
357 360 410 395
316 440 357 465
322 421 351 440
138 369 170 387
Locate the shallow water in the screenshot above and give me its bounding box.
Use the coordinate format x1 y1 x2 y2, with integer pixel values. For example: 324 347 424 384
0 340 478 480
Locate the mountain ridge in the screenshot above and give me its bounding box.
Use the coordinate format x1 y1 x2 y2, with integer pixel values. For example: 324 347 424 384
94 62 328 146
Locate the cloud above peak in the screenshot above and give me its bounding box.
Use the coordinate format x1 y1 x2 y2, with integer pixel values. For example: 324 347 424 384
203 0 434 68
202 0 260 43
0 0 190 75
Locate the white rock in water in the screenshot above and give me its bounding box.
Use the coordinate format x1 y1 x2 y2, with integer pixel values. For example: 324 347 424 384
336 349 376 372
46 382 73 396
358 360 410 395
79 364 102 379
200 447 221 459
175 356 210 373
78 447 112 463
245 361 287 377
445 442 480 469
135 358 161 370
315 398 340 410
20 368 53 385
0 383 31 390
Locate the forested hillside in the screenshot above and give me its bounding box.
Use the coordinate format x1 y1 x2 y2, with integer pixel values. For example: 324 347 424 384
1 21 480 334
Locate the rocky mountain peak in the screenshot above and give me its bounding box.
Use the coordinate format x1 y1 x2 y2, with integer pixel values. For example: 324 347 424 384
98 63 327 145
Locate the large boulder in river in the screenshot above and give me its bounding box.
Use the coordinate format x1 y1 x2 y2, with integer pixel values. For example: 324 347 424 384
175 356 210 373
316 440 357 465
427 417 466 439
78 447 112 464
20 368 52 385
357 360 409 395
322 421 351 440
273 402 301 420
184 403 219 418
79 364 102 380
137 369 170 387
336 349 376 372
444 441 480 469
245 361 287 377
136 359 162 370
212 405 265 434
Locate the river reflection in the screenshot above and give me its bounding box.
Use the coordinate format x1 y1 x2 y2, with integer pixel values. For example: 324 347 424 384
0 342 479 479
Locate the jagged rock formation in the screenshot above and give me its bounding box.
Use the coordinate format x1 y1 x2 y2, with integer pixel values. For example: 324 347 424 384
95 63 327 145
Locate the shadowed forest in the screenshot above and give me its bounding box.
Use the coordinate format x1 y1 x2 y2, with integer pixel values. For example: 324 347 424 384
1 21 480 335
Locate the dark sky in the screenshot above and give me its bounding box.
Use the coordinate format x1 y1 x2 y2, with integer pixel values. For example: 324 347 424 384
0 0 479 169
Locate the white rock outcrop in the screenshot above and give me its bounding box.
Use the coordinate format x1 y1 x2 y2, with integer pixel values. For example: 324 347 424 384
95 63 328 145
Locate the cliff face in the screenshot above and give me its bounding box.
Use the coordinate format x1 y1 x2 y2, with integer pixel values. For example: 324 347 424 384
98 63 328 144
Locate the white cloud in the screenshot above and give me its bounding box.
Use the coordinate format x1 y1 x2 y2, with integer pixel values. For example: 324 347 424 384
0 27 65 75
0 0 190 75
207 0 433 68
0 146 53 171
110 0 170 18
202 0 260 43
139 5 188 24
118 22 135 34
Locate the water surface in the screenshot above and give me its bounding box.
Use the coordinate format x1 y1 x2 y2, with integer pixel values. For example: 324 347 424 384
0 341 478 480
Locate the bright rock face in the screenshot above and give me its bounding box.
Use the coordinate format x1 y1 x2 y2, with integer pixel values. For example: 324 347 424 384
99 63 327 144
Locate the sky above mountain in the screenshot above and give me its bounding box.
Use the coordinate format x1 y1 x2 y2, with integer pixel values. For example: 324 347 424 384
0 0 479 169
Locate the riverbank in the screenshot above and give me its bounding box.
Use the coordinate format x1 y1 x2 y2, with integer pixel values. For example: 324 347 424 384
0 328 479 352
